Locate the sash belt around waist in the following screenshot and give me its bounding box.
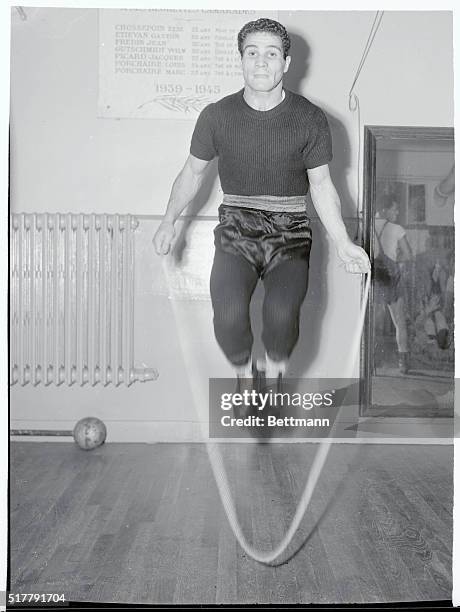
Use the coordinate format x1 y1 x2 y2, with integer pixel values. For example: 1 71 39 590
222 193 308 213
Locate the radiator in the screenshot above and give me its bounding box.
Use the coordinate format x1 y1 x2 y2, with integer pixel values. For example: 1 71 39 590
10 213 158 386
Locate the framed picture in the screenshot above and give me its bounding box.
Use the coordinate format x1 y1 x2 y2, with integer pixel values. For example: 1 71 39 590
362 126 454 418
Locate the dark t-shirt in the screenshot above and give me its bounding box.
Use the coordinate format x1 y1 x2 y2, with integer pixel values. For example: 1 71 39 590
190 88 332 197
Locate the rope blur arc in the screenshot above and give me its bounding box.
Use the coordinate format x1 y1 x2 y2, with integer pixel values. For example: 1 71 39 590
162 255 371 565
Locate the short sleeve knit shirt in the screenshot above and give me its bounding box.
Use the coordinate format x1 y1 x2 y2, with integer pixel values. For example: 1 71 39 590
190 88 332 197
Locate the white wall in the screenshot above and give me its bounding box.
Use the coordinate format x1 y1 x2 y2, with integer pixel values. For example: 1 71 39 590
10 9 454 441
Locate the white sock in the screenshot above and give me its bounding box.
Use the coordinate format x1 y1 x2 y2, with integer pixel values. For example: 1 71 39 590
265 354 287 379
234 359 252 378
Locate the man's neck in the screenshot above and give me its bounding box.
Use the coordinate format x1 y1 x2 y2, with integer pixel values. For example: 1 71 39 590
243 85 285 111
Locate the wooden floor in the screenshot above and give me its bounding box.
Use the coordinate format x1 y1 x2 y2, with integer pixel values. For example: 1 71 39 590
9 441 453 605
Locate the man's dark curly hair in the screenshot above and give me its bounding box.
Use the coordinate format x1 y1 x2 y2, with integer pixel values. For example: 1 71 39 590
237 18 291 59
376 194 398 215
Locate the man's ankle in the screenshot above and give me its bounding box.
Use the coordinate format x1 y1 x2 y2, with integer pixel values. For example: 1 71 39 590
234 358 253 379
264 353 287 380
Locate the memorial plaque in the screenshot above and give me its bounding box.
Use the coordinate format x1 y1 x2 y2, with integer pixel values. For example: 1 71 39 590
98 8 278 119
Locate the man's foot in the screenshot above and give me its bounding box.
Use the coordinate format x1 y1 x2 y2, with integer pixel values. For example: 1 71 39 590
260 354 287 417
259 369 284 419
234 363 260 419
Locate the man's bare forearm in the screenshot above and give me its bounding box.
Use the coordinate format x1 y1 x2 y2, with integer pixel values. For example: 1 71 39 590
163 161 206 224
309 179 350 246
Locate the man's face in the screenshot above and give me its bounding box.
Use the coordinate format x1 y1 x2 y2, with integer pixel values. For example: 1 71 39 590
241 32 291 93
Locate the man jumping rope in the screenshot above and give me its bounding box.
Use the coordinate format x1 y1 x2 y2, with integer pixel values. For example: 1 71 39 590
154 18 370 400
